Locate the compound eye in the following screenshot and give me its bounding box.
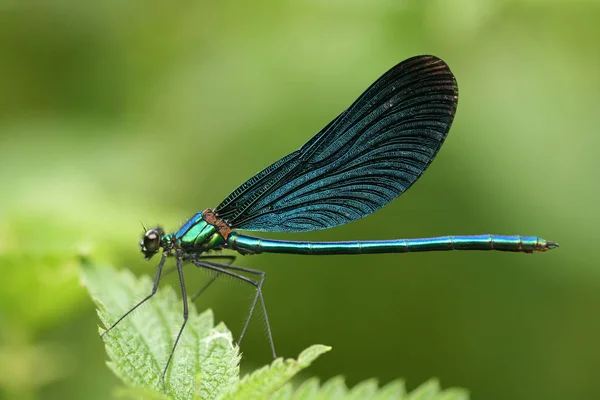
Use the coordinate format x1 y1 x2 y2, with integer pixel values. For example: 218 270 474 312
143 229 161 252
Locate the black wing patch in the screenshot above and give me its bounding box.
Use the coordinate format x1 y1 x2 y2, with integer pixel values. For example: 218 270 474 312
214 55 458 232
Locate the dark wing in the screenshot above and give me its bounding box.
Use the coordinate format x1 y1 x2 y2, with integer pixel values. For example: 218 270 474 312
215 55 458 232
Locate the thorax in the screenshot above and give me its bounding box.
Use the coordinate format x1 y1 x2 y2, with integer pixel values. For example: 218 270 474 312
172 209 229 253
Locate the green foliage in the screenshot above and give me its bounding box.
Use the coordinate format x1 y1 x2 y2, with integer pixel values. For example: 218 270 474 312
83 265 468 399
0 2 596 398
82 264 240 399
0 213 88 397
271 377 468 400
219 345 331 400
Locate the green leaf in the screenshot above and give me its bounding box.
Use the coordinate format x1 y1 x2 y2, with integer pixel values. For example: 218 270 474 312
114 386 171 400
82 263 467 400
82 263 240 400
270 377 467 400
372 380 406 400
219 345 331 400
317 376 349 399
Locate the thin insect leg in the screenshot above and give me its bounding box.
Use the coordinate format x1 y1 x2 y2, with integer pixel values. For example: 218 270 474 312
163 254 237 278
189 255 237 302
193 254 237 264
197 260 261 276
161 255 238 304
101 252 168 337
162 254 236 276
191 260 276 359
161 256 188 393
191 274 219 303
200 262 271 355
191 260 263 308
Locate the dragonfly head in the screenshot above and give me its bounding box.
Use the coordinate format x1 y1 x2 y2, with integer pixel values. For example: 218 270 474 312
140 227 165 259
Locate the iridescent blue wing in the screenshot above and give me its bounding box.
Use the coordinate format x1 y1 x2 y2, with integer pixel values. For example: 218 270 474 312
215 55 458 232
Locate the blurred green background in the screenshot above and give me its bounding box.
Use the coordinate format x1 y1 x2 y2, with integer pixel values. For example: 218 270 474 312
0 0 598 399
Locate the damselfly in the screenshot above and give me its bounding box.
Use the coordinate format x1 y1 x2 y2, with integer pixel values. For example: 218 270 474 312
100 55 557 390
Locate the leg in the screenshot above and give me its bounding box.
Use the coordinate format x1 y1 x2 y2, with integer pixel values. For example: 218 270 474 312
101 252 168 337
191 260 276 359
189 255 237 302
191 274 220 303
192 254 237 264
161 256 188 392
162 254 237 278
196 261 269 347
